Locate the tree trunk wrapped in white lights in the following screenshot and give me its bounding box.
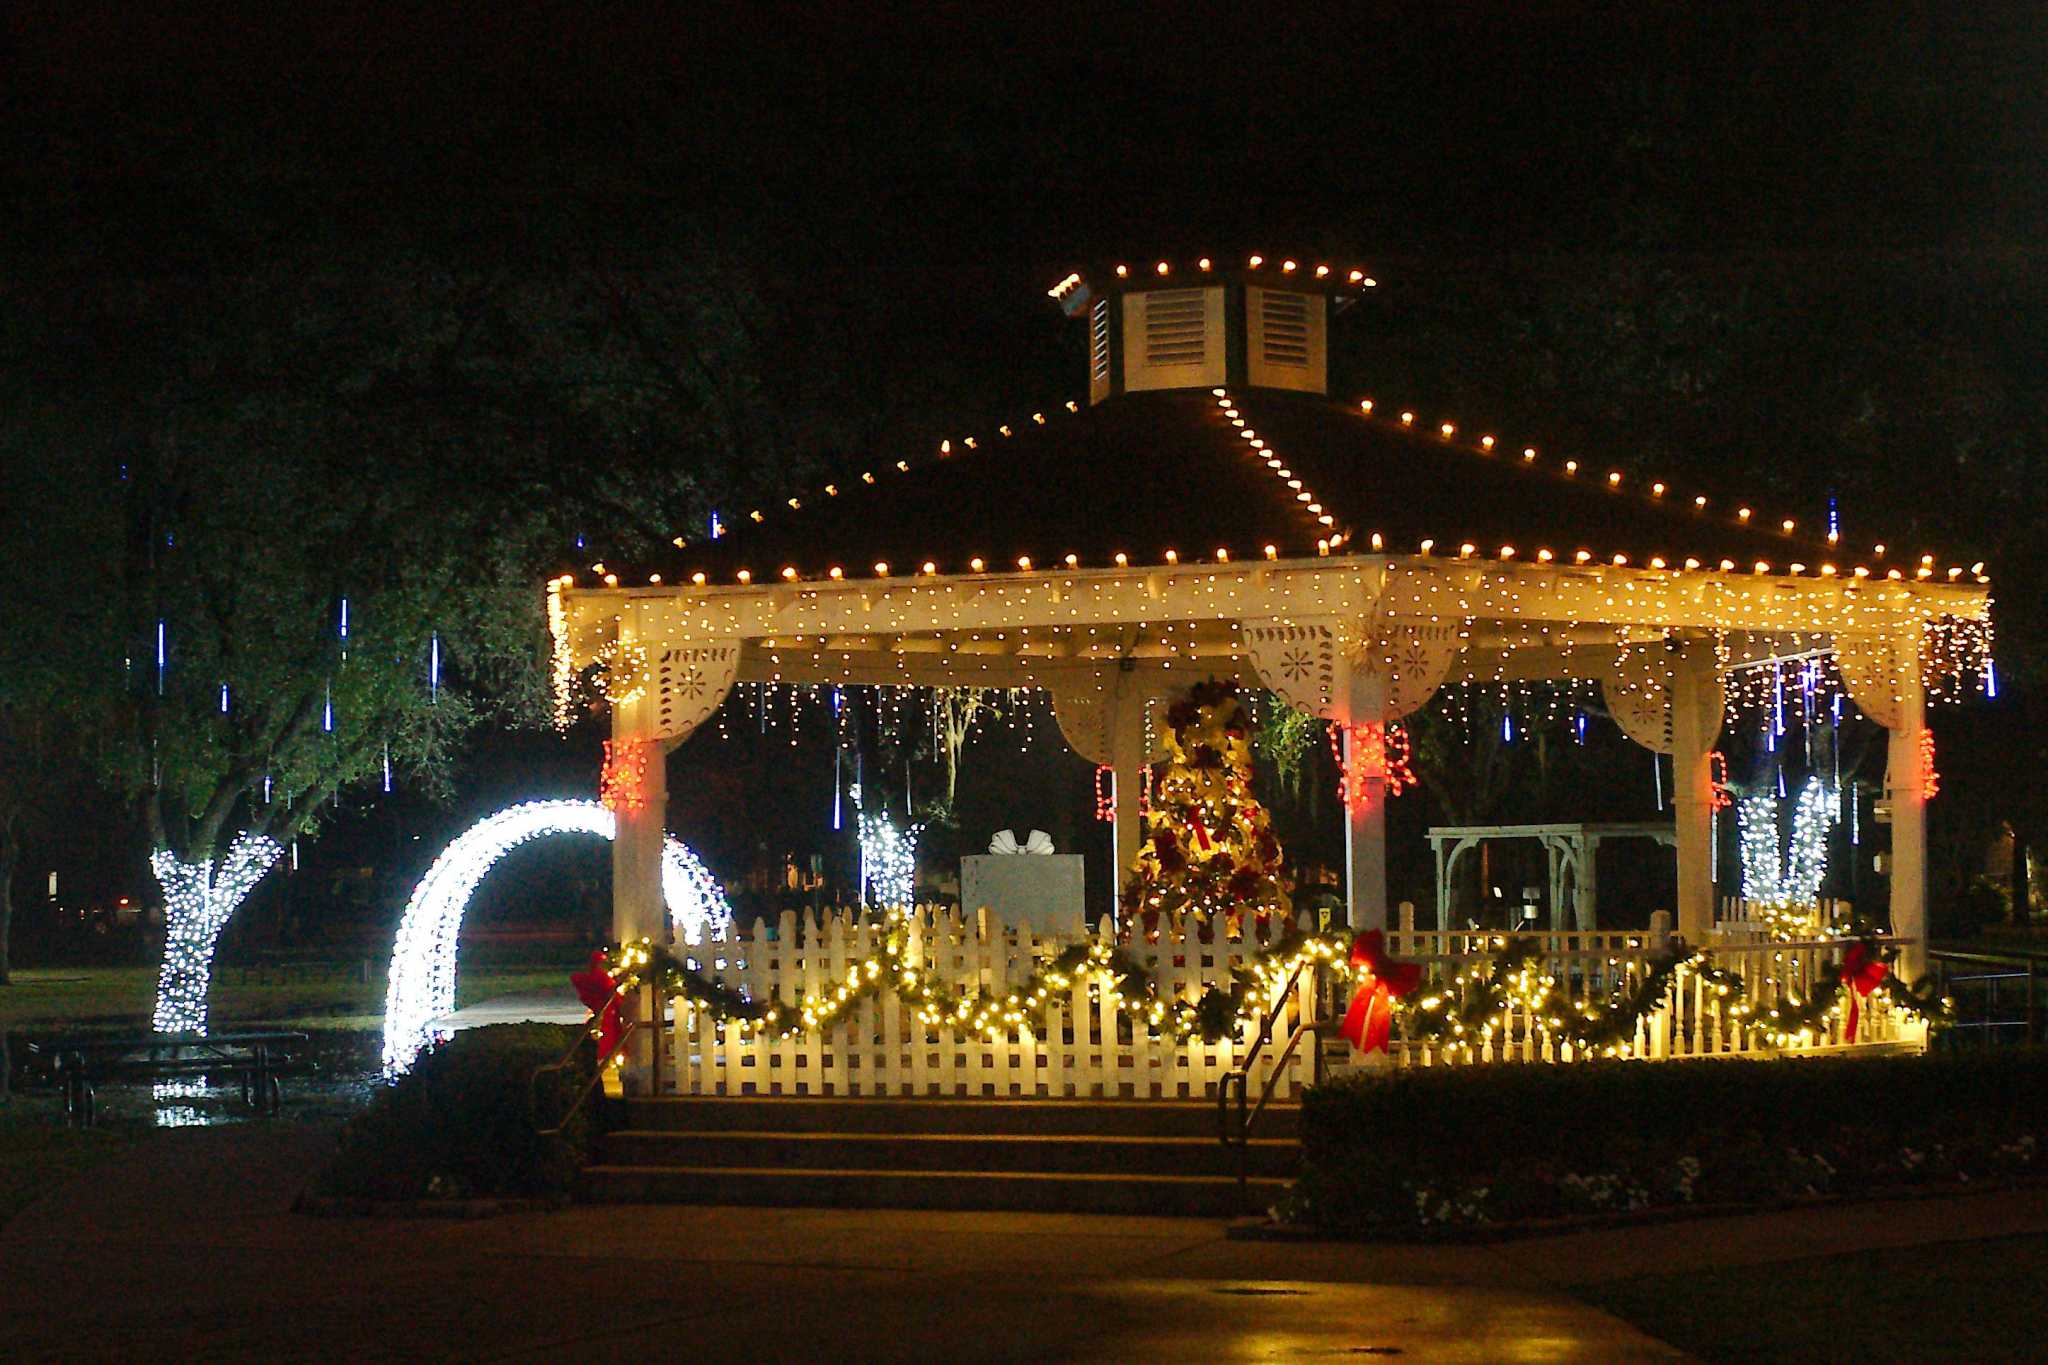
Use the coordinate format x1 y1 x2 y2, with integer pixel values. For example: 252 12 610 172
1735 778 1839 939
852 785 921 911
149 832 284 1036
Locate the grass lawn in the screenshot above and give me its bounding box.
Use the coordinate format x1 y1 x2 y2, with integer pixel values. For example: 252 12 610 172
1582 1232 2048 1363
0 964 571 1032
0 1103 133 1228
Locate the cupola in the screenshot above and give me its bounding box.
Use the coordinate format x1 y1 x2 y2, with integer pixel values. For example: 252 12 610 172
1049 255 1376 404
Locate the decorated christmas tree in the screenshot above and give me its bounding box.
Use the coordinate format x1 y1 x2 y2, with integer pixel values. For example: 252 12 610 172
1122 679 1291 930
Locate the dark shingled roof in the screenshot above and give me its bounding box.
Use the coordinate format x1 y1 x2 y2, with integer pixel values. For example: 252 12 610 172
630 387 1828 586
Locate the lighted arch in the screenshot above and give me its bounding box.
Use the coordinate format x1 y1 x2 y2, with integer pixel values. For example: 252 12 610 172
381 799 732 1073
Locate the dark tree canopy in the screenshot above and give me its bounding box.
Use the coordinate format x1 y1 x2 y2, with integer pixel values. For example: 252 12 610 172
0 4 2040 939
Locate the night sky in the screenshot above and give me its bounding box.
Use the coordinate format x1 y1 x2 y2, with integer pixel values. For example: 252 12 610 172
7 5 2041 935
16 8 2039 382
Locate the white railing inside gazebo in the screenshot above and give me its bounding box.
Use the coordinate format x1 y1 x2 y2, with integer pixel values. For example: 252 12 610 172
653 904 1922 1099
1713 894 1858 937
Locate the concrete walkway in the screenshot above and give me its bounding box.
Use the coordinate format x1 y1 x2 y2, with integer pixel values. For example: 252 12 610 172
4 1124 2043 1362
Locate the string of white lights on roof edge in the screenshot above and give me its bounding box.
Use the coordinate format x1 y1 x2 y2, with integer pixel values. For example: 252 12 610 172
574 384 1991 591
1347 395 1988 585
550 564 1988 699
1049 253 1380 300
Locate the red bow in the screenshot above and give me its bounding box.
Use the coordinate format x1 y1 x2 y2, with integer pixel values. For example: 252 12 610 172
1839 942 1888 1041
1341 930 1423 1053
571 951 628 1062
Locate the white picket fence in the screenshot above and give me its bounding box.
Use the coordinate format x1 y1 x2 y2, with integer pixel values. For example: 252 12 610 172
661 906 1321 1100
653 904 1921 1099
1362 908 1919 1065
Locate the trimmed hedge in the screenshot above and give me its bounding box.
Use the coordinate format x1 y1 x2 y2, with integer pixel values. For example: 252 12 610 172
316 1024 592 1202
1290 1048 2048 1234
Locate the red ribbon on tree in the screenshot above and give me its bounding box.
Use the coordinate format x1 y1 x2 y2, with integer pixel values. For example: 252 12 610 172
571 951 628 1062
1838 942 1888 1041
1340 930 1424 1054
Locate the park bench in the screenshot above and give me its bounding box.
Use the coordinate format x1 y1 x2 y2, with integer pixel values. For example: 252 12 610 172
24 1031 312 1126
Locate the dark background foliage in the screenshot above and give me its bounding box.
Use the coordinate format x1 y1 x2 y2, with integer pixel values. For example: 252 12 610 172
0 4 2039 952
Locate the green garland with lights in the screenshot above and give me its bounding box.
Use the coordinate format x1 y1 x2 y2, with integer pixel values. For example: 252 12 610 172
598 919 1949 1055
1393 933 1950 1059
606 912 1345 1046
1397 936 1710 1059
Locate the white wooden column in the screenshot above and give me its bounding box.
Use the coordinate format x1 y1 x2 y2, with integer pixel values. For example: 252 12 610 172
1243 612 1457 932
1842 626 1931 981
1670 645 1723 943
1050 668 1168 926
1343 669 1390 931
608 688 667 1094
1109 683 1151 922
608 714 668 948
1540 837 1565 930
604 622 740 1095
1886 663 1930 979
1432 839 1451 931
1576 838 1599 931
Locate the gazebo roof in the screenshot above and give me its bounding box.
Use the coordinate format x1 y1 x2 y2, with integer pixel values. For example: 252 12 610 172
551 373 1992 745
629 386 1854 589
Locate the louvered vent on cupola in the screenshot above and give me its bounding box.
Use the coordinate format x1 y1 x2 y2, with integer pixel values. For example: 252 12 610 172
1246 286 1326 393
1122 286 1225 392
1088 296 1113 404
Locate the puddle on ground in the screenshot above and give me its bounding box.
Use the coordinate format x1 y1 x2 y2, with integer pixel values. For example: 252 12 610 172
6 1030 388 1129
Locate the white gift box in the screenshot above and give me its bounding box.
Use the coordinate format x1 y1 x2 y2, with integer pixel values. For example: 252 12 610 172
961 853 1086 937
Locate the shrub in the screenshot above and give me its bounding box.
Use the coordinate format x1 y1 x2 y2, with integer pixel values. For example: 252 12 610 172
1294 1048 2048 1234
317 1024 592 1202
1934 876 2009 939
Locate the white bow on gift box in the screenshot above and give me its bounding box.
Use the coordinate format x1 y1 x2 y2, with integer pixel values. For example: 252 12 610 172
988 829 1055 855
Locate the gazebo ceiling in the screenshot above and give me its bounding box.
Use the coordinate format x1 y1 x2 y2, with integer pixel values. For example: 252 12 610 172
623 386 1932 590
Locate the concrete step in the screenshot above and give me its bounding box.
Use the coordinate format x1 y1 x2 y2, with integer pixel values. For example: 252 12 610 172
599 1129 1300 1179
618 1095 1301 1140
579 1163 1287 1217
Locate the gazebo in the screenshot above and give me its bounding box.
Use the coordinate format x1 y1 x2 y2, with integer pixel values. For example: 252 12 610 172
1426 821 1678 933
550 254 1992 1086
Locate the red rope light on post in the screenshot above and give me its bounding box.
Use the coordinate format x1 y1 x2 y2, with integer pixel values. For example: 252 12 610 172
1327 721 1413 809
1918 730 1940 800
600 739 649 813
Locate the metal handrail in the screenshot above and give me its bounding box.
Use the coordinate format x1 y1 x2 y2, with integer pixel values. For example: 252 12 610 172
1217 959 1315 1208
531 979 643 1137
1929 946 2042 1047
1250 1015 1320 1124
1928 947 2048 967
